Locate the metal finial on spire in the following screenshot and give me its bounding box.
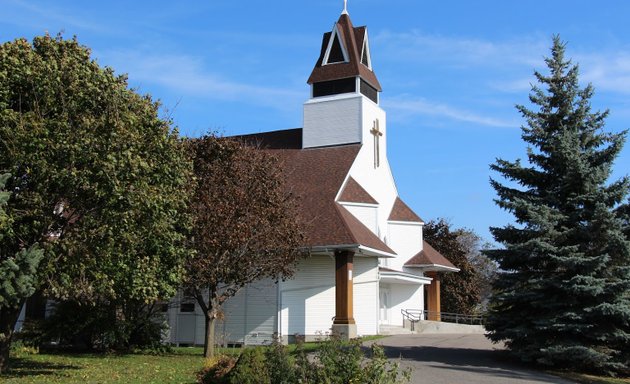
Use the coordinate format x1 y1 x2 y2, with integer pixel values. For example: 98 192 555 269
342 0 349 15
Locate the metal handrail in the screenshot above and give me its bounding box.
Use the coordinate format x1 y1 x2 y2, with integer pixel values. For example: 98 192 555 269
400 309 423 331
401 309 485 327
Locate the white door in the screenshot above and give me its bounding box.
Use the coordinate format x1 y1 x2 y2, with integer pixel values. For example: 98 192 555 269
379 288 390 323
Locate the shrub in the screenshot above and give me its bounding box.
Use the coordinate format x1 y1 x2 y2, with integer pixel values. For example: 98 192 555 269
197 337 411 384
197 355 237 384
267 336 411 384
264 340 297 384
226 347 270 384
33 300 168 352
363 344 411 384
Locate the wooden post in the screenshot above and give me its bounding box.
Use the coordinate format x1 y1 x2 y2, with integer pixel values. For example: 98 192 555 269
332 250 357 339
426 272 441 321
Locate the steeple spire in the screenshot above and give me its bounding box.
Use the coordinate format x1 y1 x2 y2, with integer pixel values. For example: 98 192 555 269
342 0 349 15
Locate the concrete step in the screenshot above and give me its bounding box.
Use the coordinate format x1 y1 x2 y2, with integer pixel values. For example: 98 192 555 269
413 320 485 334
379 324 414 335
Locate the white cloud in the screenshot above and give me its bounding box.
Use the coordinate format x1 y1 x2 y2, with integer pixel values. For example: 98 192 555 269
101 50 303 111
373 30 547 68
488 51 630 95
1 0 110 33
383 96 516 128
577 52 630 94
382 29 630 96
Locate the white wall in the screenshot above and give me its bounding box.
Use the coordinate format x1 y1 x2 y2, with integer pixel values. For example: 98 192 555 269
386 222 423 270
280 255 335 337
167 279 278 346
219 279 278 345
380 283 423 327
303 94 363 148
342 203 378 234
280 254 380 338
354 257 379 336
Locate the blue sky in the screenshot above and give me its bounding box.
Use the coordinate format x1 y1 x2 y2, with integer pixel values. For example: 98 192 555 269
1 0 629 243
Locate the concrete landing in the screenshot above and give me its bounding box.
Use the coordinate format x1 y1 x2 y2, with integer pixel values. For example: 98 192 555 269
414 320 485 334
379 325 414 335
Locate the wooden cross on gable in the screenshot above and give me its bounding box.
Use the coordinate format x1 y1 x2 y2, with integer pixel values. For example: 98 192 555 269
370 119 383 168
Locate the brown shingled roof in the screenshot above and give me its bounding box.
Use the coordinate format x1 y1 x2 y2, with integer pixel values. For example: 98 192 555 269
235 128 302 149
335 204 395 254
307 14 382 91
338 177 377 204
388 197 423 222
265 143 393 255
404 241 457 270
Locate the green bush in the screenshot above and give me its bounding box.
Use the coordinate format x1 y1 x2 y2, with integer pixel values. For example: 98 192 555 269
24 300 169 352
196 337 411 384
307 337 410 384
197 355 237 384
197 338 411 384
227 347 270 384
264 340 297 384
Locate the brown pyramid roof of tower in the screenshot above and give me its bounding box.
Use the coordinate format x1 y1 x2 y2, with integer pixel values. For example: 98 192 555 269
307 14 382 91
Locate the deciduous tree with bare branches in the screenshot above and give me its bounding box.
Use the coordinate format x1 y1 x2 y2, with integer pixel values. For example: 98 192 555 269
185 135 305 357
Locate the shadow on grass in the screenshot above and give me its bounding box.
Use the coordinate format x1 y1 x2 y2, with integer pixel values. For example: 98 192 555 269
4 357 81 378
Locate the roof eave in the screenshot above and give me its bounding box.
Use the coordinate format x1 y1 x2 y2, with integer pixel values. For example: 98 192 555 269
307 244 396 258
379 270 432 284
404 264 460 273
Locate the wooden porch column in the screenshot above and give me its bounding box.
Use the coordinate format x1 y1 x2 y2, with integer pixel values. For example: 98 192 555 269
332 250 357 339
426 272 441 321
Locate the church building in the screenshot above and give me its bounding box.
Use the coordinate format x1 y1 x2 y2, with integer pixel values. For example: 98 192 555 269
164 5 458 346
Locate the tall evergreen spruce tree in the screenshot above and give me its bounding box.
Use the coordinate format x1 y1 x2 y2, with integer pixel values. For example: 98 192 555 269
486 36 630 375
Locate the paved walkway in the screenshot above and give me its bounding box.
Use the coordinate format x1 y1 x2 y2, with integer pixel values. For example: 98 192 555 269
369 334 576 384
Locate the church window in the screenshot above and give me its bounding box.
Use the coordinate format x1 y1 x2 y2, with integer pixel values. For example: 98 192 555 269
361 39 370 67
323 26 348 65
328 34 345 63
313 78 356 97
180 303 195 312
360 79 378 103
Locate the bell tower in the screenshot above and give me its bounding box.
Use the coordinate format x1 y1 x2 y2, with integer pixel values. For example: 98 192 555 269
303 8 387 151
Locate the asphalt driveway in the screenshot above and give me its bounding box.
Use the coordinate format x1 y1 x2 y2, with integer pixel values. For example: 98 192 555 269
369 334 576 384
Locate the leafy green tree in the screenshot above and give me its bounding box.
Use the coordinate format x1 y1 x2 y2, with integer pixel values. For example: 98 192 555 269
0 35 191 372
185 135 305 358
0 173 44 371
423 219 486 315
486 36 630 374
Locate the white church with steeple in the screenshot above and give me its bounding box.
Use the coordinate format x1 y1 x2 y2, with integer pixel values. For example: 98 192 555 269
163 3 458 345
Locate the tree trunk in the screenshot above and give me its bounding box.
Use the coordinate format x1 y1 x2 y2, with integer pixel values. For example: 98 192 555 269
196 288 220 359
0 303 23 374
204 313 217 358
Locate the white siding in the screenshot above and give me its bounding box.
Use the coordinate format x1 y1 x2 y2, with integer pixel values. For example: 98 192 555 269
343 204 378 234
303 94 363 148
216 279 278 345
383 283 424 327
168 279 278 346
387 222 423 270
218 287 247 344
353 257 379 336
280 255 380 338
280 256 335 337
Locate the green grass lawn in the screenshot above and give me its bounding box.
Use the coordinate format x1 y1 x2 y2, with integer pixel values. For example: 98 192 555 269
552 372 630 384
1 340 331 384
3 347 208 384
4 339 627 384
